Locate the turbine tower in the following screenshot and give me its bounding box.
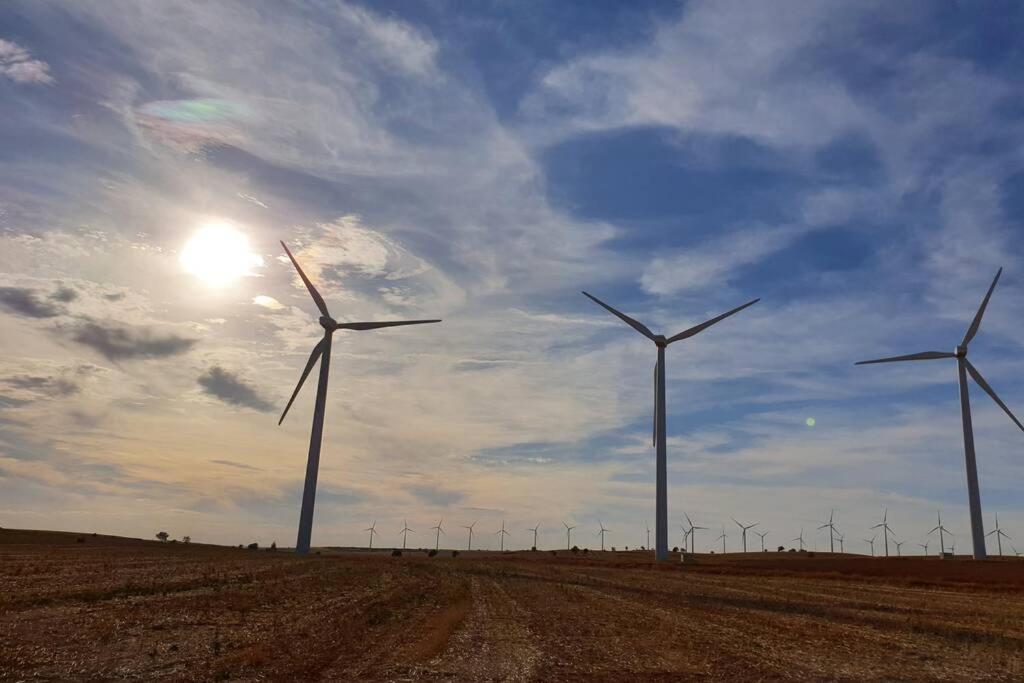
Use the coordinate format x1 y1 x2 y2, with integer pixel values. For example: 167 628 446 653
563 521 576 550
583 291 759 561
527 523 540 550
985 513 1011 556
732 517 759 553
716 525 728 554
871 508 897 557
645 521 651 551
928 510 952 555
792 529 805 551
856 268 1024 559
683 512 706 554
918 541 929 557
894 540 905 557
755 529 769 552
818 510 838 553
364 520 378 549
597 521 609 551
496 520 509 551
864 534 876 557
431 518 445 550
462 520 477 551
399 519 413 550
278 242 441 554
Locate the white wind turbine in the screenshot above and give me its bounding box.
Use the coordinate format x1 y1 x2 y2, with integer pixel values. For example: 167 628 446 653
871 508 897 557
792 528 805 551
894 540 905 557
836 532 845 553
527 523 541 550
496 520 509 551
928 510 952 555
918 540 929 557
732 517 759 553
583 291 759 561
755 529 769 552
864 534 876 557
432 518 445 550
277 242 441 554
818 510 839 553
857 268 1024 559
364 520 378 549
645 521 651 551
462 520 477 551
715 525 728 554
399 519 414 550
985 513 1011 556
563 521 576 550
683 512 707 554
597 521 609 551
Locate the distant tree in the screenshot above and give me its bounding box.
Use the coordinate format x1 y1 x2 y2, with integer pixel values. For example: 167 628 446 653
247 542 259 550
531 546 537 551
672 546 679 553
156 531 169 543
611 546 616 552
451 550 459 558
391 549 402 557
270 541 276 551
182 536 191 544
583 548 589 554
625 546 629 551
777 545 785 552
571 545 579 554
428 549 438 557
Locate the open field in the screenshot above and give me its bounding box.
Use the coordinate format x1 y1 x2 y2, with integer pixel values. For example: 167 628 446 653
2 529 1023 680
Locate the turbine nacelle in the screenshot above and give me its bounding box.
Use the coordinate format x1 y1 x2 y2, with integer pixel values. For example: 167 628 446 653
319 315 337 331
955 345 967 358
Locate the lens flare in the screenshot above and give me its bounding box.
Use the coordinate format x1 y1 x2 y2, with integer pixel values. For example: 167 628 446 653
806 417 816 427
180 223 263 286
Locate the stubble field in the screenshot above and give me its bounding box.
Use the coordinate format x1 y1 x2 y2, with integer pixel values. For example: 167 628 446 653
1 528 1023 681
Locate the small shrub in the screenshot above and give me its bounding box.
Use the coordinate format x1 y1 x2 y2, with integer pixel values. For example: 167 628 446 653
583 548 589 554
182 536 191 544
571 545 579 554
531 546 537 551
391 549 402 557
672 547 679 553
788 548 796 553
428 549 438 557
611 546 616 552
238 544 244 549
247 542 258 550
777 545 785 552
270 541 276 551
156 531 169 543
451 550 459 558
170 539 178 544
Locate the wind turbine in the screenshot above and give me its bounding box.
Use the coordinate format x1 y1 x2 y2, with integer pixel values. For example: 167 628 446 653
399 519 413 550
792 529 805 551
894 540 905 557
277 242 441 555
431 518 445 550
864 535 876 557
836 533 845 553
583 291 759 561
597 521 610 551
462 520 477 550
716 525 728 554
496 520 510 551
871 508 897 557
818 510 838 553
645 521 651 551
683 512 707 554
563 521 576 550
918 541 929 556
928 510 951 554
364 520 378 550
1010 543 1021 557
527 523 540 550
755 529 769 552
985 513 1011 556
732 517 759 553
856 268 1024 560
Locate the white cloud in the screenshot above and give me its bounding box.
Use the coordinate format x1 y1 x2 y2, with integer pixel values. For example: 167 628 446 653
0 38 54 84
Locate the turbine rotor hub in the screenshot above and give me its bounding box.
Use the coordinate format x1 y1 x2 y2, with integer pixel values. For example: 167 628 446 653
955 345 967 358
654 335 668 347
319 315 337 330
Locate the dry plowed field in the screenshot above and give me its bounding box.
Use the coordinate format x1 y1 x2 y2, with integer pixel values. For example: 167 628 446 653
2 529 1023 680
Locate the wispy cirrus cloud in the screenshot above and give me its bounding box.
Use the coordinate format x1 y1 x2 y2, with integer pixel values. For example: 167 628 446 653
0 38 54 85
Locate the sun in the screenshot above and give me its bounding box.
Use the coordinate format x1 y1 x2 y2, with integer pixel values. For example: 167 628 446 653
180 223 263 286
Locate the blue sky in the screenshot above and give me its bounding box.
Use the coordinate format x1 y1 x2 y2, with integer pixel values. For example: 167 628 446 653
1 1 1023 553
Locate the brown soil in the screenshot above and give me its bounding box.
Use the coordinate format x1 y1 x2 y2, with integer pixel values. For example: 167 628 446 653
2 529 1023 681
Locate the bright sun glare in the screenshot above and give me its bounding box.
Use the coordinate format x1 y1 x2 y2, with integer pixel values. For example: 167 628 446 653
180 223 263 286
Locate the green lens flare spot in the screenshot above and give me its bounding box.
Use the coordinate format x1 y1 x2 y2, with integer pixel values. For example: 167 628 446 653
806 417 816 427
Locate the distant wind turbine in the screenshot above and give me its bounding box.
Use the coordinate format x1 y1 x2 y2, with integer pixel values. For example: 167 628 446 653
818 510 838 553
583 291 759 560
645 521 651 551
918 541 929 557
277 242 441 555
432 518 445 550
364 520 378 549
683 512 707 554
399 519 414 550
928 511 952 555
716 525 728 554
732 517 759 553
527 523 540 550
462 520 477 551
597 521 609 551
755 529 769 552
871 508 897 557
864 535 876 557
836 533 845 554
894 540 905 557
563 521 576 550
792 528 805 552
857 268 1024 559
985 513 1011 556
497 520 510 551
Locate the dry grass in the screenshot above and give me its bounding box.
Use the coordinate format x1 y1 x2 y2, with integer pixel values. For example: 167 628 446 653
2 529 1023 680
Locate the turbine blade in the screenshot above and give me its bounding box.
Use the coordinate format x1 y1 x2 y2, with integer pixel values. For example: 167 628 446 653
278 338 327 425
581 292 656 341
855 351 955 365
966 360 1024 432
962 267 1002 346
335 319 442 331
281 241 330 318
666 298 760 344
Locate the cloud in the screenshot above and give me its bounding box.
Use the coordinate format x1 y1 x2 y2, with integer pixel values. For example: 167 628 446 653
50 286 78 303
0 287 64 318
210 458 262 472
252 295 284 310
69 321 197 361
197 366 274 412
3 375 80 398
408 484 466 507
0 38 54 84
